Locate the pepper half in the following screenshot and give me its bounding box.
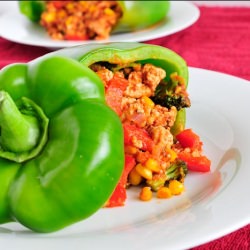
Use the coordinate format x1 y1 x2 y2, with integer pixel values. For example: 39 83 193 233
42 42 189 206
0 56 124 232
46 42 189 136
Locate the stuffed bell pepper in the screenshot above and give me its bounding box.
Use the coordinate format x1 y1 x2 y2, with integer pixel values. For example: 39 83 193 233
0 56 124 232
45 42 211 207
18 0 170 40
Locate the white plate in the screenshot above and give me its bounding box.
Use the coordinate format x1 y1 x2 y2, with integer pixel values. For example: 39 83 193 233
0 67 250 250
0 1 199 49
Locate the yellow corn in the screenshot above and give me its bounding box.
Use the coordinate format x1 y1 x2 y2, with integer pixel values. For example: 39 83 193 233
66 3 74 10
139 187 152 201
141 96 154 108
166 148 177 162
89 5 96 12
157 187 172 199
168 180 185 195
104 8 115 16
128 168 142 186
79 1 87 6
170 72 178 80
43 12 56 23
65 16 73 27
170 72 185 85
135 163 152 180
145 158 160 173
125 146 137 155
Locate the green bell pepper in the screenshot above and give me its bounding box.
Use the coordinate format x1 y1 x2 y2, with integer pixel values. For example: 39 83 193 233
45 42 189 136
18 0 170 32
0 56 124 232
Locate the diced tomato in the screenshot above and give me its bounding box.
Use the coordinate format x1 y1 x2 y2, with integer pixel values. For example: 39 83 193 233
64 34 89 41
105 76 128 116
123 123 154 152
176 128 202 149
119 154 136 185
107 75 129 91
105 87 123 116
106 183 126 208
51 1 69 9
178 152 211 172
106 155 136 207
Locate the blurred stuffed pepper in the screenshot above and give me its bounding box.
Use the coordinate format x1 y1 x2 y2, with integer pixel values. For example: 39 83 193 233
18 0 170 40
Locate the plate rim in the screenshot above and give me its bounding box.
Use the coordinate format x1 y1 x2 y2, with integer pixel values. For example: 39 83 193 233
0 67 249 250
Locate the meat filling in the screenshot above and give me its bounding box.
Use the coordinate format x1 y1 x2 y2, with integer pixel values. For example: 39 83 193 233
40 1 122 40
91 63 185 172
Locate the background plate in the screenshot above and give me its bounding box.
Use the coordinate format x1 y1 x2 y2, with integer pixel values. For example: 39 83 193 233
0 1 199 49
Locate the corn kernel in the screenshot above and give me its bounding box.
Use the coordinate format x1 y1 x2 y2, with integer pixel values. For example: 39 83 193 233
89 5 96 12
169 180 185 195
129 168 142 186
66 16 73 27
142 96 154 108
166 148 177 162
104 8 115 16
170 72 185 85
157 187 172 199
43 12 56 23
136 163 152 180
170 72 178 80
139 187 152 201
145 158 160 173
79 1 86 6
66 3 74 10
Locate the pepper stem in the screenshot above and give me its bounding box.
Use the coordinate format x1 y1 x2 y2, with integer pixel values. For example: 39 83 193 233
0 91 40 153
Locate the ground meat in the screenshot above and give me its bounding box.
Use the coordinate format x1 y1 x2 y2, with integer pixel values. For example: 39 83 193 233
95 69 114 87
121 97 148 127
121 98 177 128
142 64 166 91
92 62 179 173
131 136 143 149
40 1 122 40
124 72 152 98
150 126 174 151
148 105 177 127
124 64 166 98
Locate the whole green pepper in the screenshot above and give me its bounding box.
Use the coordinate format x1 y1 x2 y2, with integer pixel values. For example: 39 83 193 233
0 56 124 232
18 0 170 33
44 42 189 135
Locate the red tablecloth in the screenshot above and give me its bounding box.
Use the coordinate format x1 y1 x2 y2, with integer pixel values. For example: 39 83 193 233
0 5 250 249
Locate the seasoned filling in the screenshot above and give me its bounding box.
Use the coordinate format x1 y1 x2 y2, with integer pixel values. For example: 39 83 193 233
91 61 211 205
40 1 122 40
91 62 194 197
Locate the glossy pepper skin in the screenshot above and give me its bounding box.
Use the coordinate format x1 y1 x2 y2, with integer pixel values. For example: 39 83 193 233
18 0 170 33
0 56 124 232
45 42 189 136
